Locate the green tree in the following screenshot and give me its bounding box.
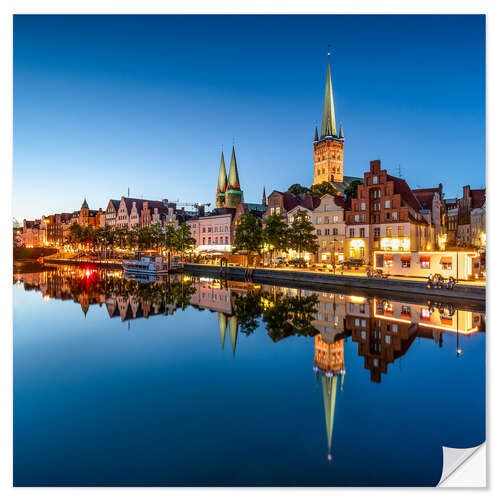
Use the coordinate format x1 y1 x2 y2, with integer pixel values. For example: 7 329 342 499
262 213 288 265
173 223 196 259
164 224 177 255
344 179 362 199
310 181 339 198
287 210 319 259
150 223 164 252
286 183 311 197
232 212 263 267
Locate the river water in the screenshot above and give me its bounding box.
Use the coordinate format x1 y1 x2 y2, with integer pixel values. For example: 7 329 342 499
13 265 485 486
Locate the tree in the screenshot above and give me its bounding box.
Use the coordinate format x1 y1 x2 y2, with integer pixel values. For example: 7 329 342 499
262 213 288 265
286 183 311 197
287 210 319 259
173 223 196 258
67 222 83 247
164 224 177 255
344 179 362 199
232 212 263 267
310 181 339 198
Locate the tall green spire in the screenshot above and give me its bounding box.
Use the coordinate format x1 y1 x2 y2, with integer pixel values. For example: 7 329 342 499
229 315 238 357
321 55 337 139
321 373 338 462
217 151 227 192
314 126 319 142
218 313 227 350
227 146 241 190
339 121 344 139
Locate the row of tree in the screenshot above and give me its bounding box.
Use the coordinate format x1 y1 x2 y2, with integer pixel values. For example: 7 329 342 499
233 210 319 264
286 179 362 199
65 222 196 256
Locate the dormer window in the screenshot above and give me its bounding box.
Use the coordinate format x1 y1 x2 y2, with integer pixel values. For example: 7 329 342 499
373 176 378 184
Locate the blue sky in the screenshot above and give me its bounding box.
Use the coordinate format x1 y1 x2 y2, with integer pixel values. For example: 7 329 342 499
13 14 485 220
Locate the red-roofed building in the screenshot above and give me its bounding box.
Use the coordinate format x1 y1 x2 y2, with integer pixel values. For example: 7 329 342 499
345 160 434 264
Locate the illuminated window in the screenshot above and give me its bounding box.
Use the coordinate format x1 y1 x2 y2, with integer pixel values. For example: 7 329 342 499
385 200 391 209
386 227 392 237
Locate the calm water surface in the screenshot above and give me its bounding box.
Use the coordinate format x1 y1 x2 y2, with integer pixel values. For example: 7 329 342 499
13 266 485 486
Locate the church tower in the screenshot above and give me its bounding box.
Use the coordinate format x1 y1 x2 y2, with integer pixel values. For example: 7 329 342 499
313 53 344 186
225 146 243 208
216 151 227 208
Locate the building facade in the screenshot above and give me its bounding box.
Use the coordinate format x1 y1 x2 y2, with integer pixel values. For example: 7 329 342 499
312 194 348 264
345 160 433 264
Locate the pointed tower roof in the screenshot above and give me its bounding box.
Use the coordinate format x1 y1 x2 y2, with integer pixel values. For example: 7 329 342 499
314 126 319 142
227 147 241 190
229 315 238 357
321 373 338 462
81 197 89 209
339 122 344 139
321 55 337 139
217 151 227 193
262 186 267 205
218 313 227 350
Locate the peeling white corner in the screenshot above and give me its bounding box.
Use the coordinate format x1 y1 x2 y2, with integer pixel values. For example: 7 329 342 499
438 443 486 487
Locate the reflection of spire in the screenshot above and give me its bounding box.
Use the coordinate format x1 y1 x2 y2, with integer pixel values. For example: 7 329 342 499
321 373 338 462
229 315 238 357
218 312 227 350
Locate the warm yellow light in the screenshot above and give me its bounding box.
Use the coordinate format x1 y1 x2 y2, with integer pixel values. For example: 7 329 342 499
349 296 366 304
380 237 410 251
349 239 365 248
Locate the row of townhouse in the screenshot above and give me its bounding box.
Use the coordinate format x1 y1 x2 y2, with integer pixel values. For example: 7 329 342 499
264 160 441 266
444 186 486 249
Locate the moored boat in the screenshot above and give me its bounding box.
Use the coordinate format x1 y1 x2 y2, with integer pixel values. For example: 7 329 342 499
122 255 169 275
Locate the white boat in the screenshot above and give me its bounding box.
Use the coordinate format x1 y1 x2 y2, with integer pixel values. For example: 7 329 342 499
122 255 169 275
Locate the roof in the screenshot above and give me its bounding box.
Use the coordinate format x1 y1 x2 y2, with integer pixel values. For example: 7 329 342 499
108 199 120 211
321 57 337 138
330 175 363 195
121 197 167 215
387 174 422 212
81 198 89 209
217 152 227 192
227 147 241 190
299 195 321 211
471 189 485 209
246 203 267 212
269 191 301 212
412 186 442 210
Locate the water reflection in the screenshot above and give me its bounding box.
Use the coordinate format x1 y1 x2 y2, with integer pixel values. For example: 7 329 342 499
13 266 486 480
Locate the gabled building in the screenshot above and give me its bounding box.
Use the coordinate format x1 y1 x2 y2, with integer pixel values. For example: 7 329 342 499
412 184 446 248
77 198 102 228
457 185 486 247
345 160 433 264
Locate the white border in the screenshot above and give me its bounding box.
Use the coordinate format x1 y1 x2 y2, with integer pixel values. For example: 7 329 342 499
2 1 497 498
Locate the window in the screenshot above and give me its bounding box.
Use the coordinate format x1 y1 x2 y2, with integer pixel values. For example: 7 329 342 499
275 207 280 215
386 227 392 237
202 237 205 245
386 212 390 220
225 236 228 244
349 228 355 238
402 259 411 268
316 216 322 224
373 176 378 184
361 330 366 340
322 240 326 247
360 228 365 238
325 228 330 235
385 200 391 209
333 215 339 223
333 228 338 235
373 358 379 367
361 214 366 222
317 229 321 236
324 217 329 224
374 227 380 238
392 323 398 333
398 226 404 237
392 212 398 220
208 237 211 244
317 313 322 321
202 227 206 233
355 318 360 326
361 202 366 210
360 304 365 314
324 205 331 211
385 335 391 344
355 215 359 222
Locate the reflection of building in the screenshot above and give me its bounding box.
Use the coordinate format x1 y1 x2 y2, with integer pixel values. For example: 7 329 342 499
313 334 345 461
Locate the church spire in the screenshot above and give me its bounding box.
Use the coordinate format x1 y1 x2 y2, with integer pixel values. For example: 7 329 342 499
262 186 267 205
227 146 240 190
229 315 238 357
339 121 344 139
314 126 319 142
322 373 338 462
217 151 227 193
321 51 337 139
218 312 227 350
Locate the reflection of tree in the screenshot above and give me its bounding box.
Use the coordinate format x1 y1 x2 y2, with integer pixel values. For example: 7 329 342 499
232 289 319 340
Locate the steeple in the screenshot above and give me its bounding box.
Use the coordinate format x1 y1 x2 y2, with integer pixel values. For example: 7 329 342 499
229 315 238 357
314 126 319 142
81 197 89 209
227 146 240 190
321 53 337 139
322 373 338 462
338 121 344 139
217 151 227 193
262 186 267 206
218 312 227 350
